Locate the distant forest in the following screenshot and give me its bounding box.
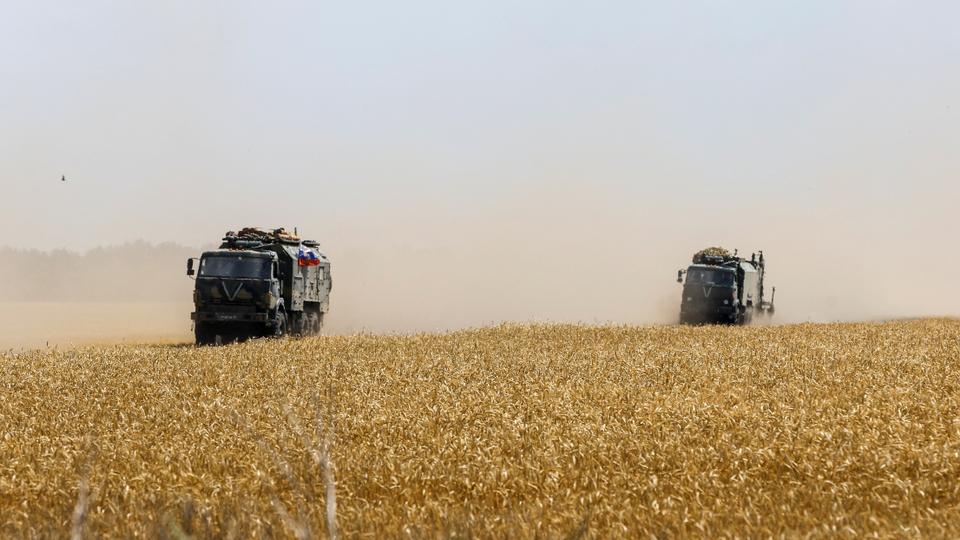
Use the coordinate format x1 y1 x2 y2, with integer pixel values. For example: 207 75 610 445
0 242 202 302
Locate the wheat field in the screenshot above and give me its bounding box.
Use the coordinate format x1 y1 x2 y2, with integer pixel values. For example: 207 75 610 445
1 319 959 538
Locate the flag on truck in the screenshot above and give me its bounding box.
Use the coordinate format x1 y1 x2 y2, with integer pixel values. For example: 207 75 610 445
298 245 321 266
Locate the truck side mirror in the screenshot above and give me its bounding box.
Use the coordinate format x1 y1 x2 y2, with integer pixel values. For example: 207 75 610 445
187 258 195 276
677 270 685 283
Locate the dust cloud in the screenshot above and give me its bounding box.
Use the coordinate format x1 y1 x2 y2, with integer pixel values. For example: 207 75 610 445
0 243 197 349
1 183 956 350
321 185 960 332
0 302 190 350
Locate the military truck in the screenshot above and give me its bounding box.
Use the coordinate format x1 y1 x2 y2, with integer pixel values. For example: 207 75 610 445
676 247 774 325
187 227 331 345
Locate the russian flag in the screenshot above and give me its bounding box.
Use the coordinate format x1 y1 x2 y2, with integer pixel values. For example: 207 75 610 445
298 246 321 266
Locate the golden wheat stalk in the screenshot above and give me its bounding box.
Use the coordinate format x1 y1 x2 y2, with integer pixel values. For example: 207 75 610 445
0 319 958 537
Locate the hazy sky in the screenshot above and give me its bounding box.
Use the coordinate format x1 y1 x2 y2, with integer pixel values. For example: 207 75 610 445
2 1 959 327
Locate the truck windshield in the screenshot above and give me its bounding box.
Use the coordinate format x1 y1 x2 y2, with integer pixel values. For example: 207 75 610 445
686 268 735 286
199 256 271 279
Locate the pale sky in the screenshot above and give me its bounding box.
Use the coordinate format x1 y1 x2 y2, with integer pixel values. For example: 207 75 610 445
2 1 958 325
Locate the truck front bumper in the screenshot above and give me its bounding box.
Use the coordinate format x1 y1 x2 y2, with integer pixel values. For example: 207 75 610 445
191 311 269 323
680 306 737 324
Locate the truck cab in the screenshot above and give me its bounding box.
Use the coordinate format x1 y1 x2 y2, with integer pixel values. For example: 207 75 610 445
678 264 740 324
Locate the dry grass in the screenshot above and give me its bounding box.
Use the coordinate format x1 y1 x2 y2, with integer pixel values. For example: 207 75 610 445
1 319 959 538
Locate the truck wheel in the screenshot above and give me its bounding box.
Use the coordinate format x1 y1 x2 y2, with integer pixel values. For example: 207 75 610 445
297 313 307 336
303 311 322 335
274 311 286 338
195 322 214 346
314 313 324 335
288 313 301 336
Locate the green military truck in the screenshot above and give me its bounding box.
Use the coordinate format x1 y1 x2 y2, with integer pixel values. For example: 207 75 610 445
676 247 774 325
187 228 331 345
